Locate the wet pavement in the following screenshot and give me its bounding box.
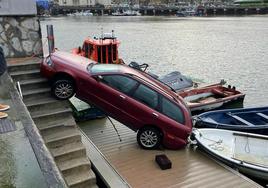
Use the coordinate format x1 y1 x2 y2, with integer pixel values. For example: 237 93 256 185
0 72 47 188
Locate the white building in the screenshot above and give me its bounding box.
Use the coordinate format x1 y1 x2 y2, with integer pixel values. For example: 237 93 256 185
54 0 112 6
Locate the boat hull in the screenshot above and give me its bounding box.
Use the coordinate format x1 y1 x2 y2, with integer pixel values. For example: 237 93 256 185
195 106 268 135
179 84 245 114
193 128 268 182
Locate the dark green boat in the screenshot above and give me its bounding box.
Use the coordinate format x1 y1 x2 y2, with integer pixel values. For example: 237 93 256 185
69 97 105 122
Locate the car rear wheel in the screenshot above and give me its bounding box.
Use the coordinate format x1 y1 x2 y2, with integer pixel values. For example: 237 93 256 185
52 79 75 100
137 127 162 149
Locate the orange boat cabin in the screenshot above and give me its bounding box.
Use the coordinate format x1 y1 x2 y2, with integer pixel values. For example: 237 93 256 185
72 32 121 64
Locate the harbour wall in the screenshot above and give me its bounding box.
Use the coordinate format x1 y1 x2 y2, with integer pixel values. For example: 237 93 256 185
0 16 42 58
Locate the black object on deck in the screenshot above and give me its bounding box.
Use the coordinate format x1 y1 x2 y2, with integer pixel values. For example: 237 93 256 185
155 154 172 170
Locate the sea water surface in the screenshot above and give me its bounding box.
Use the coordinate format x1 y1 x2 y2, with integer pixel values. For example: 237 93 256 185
40 15 268 107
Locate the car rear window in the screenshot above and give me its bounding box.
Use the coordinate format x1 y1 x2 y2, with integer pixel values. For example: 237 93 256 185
161 97 185 124
90 64 120 73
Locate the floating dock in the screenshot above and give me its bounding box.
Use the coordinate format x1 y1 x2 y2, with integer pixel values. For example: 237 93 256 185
79 118 262 188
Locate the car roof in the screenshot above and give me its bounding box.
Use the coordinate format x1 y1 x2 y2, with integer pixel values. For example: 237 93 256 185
52 50 97 65
90 64 181 101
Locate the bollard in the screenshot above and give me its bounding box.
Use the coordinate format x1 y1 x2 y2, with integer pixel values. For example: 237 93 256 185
47 25 55 55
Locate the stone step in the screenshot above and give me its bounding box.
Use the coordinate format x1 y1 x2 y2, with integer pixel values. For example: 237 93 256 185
65 168 97 188
28 99 70 115
43 127 82 148
8 60 40 73
51 141 86 163
58 156 91 177
22 87 51 102
20 77 49 92
24 95 56 107
32 108 72 120
10 69 41 81
36 116 76 132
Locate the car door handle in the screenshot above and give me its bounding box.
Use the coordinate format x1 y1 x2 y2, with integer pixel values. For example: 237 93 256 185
152 112 159 118
119 95 126 99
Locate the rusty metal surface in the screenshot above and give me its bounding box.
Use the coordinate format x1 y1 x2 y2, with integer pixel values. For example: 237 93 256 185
79 118 261 188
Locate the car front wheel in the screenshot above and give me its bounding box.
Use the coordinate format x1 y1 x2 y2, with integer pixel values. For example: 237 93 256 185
137 127 162 149
52 79 75 100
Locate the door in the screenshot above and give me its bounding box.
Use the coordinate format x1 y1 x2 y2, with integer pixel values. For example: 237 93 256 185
94 74 139 124
121 83 161 130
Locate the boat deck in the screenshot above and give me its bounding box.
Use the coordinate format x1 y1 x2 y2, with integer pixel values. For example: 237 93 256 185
79 118 261 188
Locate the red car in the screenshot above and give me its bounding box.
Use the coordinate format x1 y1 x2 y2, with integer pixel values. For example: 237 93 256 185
41 51 193 149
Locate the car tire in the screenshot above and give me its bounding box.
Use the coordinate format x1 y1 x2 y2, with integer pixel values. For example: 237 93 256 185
137 127 162 149
52 79 75 100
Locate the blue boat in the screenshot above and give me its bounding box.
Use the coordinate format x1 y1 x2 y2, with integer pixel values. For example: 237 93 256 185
194 106 268 135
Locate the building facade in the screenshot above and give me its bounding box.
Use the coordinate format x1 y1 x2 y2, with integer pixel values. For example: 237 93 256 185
54 0 112 6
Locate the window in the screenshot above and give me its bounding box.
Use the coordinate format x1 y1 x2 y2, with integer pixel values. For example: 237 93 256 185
132 84 158 109
161 97 184 124
113 44 117 61
102 75 138 94
84 43 89 58
88 44 93 58
90 64 121 73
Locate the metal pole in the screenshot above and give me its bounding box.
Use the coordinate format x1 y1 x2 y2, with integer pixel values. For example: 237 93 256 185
47 25 55 55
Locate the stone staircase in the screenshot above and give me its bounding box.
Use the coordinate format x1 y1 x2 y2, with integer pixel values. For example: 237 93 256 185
8 59 97 188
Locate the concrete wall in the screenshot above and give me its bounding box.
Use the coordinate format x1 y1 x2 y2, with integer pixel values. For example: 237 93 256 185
0 17 42 58
0 0 37 16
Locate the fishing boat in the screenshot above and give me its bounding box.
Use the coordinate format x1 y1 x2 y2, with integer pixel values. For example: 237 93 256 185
128 62 194 91
193 128 268 181
72 31 122 64
69 96 105 122
194 106 268 135
178 83 245 113
67 10 93 16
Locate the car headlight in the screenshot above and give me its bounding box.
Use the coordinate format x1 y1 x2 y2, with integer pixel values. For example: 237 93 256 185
46 57 53 67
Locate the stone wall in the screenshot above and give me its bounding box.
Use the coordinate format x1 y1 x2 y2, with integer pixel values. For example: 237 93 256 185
0 16 42 58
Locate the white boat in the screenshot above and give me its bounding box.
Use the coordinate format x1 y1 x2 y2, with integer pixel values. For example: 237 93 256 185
67 10 93 16
112 10 141 16
193 128 268 181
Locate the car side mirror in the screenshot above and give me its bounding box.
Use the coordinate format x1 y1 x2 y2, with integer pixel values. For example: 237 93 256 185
93 75 103 81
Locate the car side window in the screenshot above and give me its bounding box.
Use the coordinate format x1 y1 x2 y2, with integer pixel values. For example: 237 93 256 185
132 84 158 109
101 75 138 94
161 97 185 124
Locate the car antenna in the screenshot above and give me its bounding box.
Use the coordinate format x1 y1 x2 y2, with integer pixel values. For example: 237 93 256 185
106 116 122 142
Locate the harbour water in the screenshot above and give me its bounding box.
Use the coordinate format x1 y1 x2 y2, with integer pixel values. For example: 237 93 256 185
40 15 268 108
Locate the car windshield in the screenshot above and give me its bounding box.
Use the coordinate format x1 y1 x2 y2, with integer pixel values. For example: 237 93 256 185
88 64 121 73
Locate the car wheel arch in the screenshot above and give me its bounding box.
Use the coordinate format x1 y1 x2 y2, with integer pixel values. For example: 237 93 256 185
139 125 164 136
52 72 76 88
137 125 164 149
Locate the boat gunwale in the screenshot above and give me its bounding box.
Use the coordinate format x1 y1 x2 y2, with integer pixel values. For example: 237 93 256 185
195 106 268 128
194 129 268 177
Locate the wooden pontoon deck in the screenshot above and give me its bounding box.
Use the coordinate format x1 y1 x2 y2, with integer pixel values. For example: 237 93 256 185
79 118 261 188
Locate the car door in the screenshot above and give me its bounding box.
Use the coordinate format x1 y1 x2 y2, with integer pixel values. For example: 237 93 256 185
120 83 161 130
90 74 140 125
